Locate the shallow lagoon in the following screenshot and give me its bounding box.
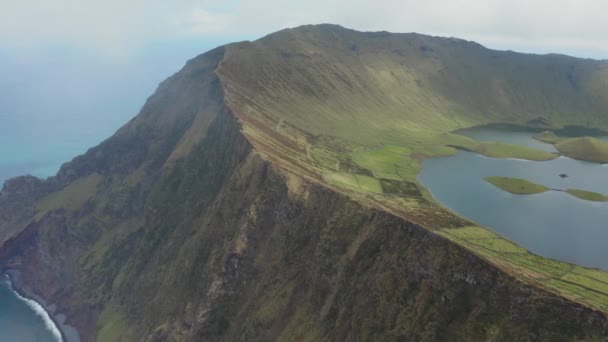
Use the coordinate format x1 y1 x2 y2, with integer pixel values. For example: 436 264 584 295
419 126 608 270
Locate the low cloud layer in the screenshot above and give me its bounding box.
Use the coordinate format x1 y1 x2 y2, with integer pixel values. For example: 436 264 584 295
1 0 606 59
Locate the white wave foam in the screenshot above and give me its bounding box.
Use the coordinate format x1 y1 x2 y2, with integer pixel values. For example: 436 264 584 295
5 278 63 342
503 157 534 162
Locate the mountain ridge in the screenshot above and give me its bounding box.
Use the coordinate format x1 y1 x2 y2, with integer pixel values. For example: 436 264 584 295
1 24 607 341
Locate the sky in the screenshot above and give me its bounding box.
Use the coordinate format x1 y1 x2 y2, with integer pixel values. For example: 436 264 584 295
2 0 607 60
0 0 606 182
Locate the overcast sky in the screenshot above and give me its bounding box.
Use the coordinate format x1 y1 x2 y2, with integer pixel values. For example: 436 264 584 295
1 0 607 60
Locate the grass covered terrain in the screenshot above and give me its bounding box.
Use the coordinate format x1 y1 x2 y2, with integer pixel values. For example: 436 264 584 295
555 137 608 163
439 226 608 311
131 25 608 319
9 26 608 340
351 145 419 182
534 131 608 163
323 172 383 193
36 173 103 220
485 176 550 194
305 130 608 312
240 105 608 312
473 142 557 160
446 135 558 161
346 134 557 185
484 177 608 202
566 189 608 202
86 25 608 332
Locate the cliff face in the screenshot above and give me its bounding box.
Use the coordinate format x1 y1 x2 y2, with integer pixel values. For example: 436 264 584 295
0 44 230 341
1 25 607 341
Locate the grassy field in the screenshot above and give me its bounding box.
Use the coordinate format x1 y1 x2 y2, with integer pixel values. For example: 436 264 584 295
246 122 608 313
566 189 608 202
555 137 608 163
323 172 383 193
485 177 550 195
351 145 420 182
350 134 558 185
442 132 558 161
484 178 608 202
534 131 608 164
474 142 558 160
324 138 608 312
439 226 608 311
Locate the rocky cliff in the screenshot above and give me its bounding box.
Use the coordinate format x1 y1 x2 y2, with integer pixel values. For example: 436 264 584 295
1 25 607 341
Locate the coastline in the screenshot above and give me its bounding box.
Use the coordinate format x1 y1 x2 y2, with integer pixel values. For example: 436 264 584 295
4 270 81 342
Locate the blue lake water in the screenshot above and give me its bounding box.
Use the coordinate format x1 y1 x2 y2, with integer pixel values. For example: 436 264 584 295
419 127 608 270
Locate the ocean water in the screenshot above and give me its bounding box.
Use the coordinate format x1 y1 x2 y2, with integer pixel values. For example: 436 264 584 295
0 276 61 342
0 39 222 186
0 125 101 186
0 52 150 342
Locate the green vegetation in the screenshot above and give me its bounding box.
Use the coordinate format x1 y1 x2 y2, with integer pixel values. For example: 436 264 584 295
349 135 556 187
555 137 608 163
484 177 550 195
96 305 135 342
85 25 608 334
4 25 608 341
473 142 557 160
533 131 608 163
351 145 418 181
484 178 608 202
447 137 558 161
439 226 608 310
566 189 608 202
36 173 103 220
323 172 383 193
437 131 558 161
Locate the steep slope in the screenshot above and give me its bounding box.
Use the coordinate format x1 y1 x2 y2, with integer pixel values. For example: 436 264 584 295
1 25 607 341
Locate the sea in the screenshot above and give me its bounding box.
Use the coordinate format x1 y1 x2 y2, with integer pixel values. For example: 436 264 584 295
0 64 136 341
0 275 62 342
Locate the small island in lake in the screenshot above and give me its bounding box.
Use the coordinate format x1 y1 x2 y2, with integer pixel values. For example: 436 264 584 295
566 189 608 202
484 176 550 194
446 134 558 161
533 131 608 163
555 137 608 163
485 176 608 202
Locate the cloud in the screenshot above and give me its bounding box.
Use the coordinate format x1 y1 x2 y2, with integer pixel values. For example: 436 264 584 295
0 1 223 58
0 0 607 59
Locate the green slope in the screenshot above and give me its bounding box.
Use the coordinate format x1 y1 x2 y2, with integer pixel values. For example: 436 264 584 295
556 137 608 163
566 189 608 202
220 24 608 148
485 177 550 194
0 25 607 341
218 24 608 316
